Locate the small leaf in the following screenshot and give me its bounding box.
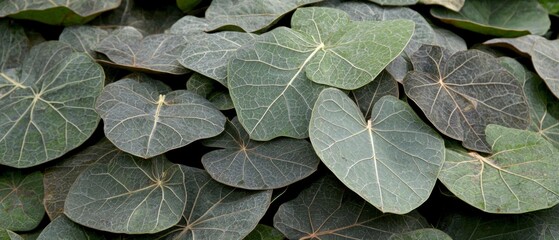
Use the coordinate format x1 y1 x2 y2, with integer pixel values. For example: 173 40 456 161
244 225 284 240
176 0 202 12
64 154 186 234
390 229 452 240
59 26 109 59
403 45 529 152
367 0 418 6
202 117 320 190
0 41 104 168
96 74 226 158
0 0 121 25
439 124 559 213
350 70 399 119
169 15 208 36
0 229 23 240
0 170 44 231
0 20 28 70
95 27 188 75
419 0 464 11
532 38 559 99
539 0 559 14
37 216 105 240
483 34 546 57
273 175 430 239
431 0 551 37
186 73 234 111
432 28 467 54
309 88 445 214
205 0 323 32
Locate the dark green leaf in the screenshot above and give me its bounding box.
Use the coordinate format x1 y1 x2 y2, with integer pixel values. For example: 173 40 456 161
186 73 234 111
176 0 202 12
37 216 106 240
0 170 44 231
0 229 23 240
390 229 452 240
0 20 28 70
59 26 109 59
244 225 284 240
350 70 399 119
483 34 546 57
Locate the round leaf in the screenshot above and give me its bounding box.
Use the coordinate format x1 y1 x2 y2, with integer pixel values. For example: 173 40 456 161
64 154 187 234
95 74 226 158
0 41 104 168
0 170 44 231
37 216 105 240
309 88 445 214
202 117 320 190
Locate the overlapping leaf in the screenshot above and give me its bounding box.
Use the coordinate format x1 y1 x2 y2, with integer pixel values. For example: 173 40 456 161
532 38 559 98
368 0 418 5
186 73 234 110
0 170 44 231
205 0 323 32
95 27 188 74
96 74 226 158
202 117 320 189
419 0 464 11
0 41 104 168
431 0 551 37
350 70 399 119
59 26 109 58
156 166 272 240
403 45 529 152
439 125 559 213
64 154 186 234
432 28 467 54
390 229 452 240
274 175 430 239
0 0 121 25
37 216 105 240
0 229 22 240
483 35 546 57
309 88 445 213
244 225 285 240
229 7 414 140
0 20 28 70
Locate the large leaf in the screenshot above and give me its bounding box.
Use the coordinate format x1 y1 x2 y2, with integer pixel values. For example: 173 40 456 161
309 88 445 214
202 117 320 190
403 45 529 152
532 38 559 99
205 0 323 32
186 73 234 111
0 20 28 70
273 175 429 239
179 32 255 86
95 74 226 158
64 154 186 234
229 7 414 140
43 139 118 220
419 0 464 11
0 170 44 231
439 125 559 213
431 0 551 37
155 166 272 240
0 41 104 168
59 26 109 59
244 225 284 240
95 27 188 75
37 216 105 240
350 70 399 119
0 0 121 25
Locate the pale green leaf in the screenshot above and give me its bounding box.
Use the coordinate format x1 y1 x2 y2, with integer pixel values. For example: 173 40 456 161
431 0 551 37
274 175 430 239
0 170 44 231
309 88 445 213
439 125 559 213
419 0 464 11
403 45 529 152
96 74 226 158
483 34 546 57
0 41 104 168
37 216 105 240
186 73 234 111
169 15 208 36
0 19 28 70
202 117 320 189
244 225 284 240
532 38 559 99
64 154 186 234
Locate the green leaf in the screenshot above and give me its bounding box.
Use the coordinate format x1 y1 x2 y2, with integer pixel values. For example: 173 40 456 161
0 41 104 168
419 0 464 11
202 117 320 190
37 216 105 240
439 124 559 213
0 20 28 70
0 0 121 25
483 34 546 57
156 166 272 240
403 45 529 153
432 28 467 54
539 0 559 14
169 15 208 36
179 32 255 86
309 88 445 214
0 170 44 231
95 27 188 75
59 26 109 59
273 175 430 239
367 0 418 6
176 0 202 12
390 229 452 240
350 70 399 119
431 0 551 37
43 139 118 220
64 154 186 234
532 38 559 99
95 74 226 158
229 7 414 140
0 229 23 240
244 225 284 240
186 73 235 111
205 0 323 32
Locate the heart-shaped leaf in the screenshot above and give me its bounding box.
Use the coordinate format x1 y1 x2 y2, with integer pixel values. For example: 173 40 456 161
59 26 109 59
0 20 28 70
309 88 445 214
419 0 464 11
229 7 414 140
431 0 550 37
96 74 226 158
245 225 285 240
403 45 529 152
95 27 188 75
350 70 399 119
0 0 121 25
205 0 323 32
202 117 320 190
64 154 186 234
37 216 105 240
156 166 272 240
0 170 44 231
439 124 559 213
0 41 104 168
390 229 453 240
186 73 234 111
179 32 255 86
274 175 430 239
